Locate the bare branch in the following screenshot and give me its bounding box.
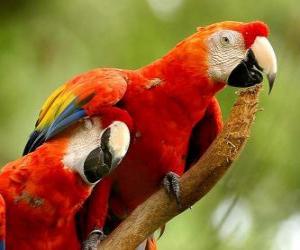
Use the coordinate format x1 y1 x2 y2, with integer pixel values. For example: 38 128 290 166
100 84 262 250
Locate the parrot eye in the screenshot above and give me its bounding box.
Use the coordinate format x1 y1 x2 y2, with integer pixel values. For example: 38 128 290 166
221 36 230 45
217 31 239 47
220 33 234 47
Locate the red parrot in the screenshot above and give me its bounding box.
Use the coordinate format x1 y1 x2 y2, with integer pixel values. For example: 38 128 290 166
23 21 277 249
1 112 130 250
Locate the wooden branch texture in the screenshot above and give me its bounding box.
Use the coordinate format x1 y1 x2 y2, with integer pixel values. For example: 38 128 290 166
100 84 262 250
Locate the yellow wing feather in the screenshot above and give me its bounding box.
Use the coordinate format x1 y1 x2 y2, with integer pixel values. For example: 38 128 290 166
36 84 76 130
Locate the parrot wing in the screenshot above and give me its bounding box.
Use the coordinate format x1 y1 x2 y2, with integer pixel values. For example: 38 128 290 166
186 97 223 169
23 69 128 155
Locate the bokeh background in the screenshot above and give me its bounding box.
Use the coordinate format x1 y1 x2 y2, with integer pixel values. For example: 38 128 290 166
0 0 299 249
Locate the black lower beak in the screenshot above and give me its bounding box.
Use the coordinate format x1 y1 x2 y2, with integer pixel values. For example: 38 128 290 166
227 49 263 88
84 147 111 184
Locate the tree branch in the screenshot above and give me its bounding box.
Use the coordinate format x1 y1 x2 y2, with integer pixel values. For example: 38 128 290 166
100 84 262 250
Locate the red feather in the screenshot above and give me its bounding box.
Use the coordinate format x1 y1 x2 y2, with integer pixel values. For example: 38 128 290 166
0 132 91 249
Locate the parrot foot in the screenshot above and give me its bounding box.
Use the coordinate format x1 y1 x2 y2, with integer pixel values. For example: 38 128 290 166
163 172 182 208
82 229 106 250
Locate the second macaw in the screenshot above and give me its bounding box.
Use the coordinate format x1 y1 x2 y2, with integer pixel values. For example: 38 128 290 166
0 111 130 250
23 21 277 249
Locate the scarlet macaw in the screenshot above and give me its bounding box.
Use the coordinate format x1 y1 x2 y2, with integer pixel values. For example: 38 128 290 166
23 21 277 249
0 113 130 250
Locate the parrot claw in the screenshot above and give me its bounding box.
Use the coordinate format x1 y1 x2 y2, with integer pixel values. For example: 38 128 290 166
163 172 182 208
82 229 106 250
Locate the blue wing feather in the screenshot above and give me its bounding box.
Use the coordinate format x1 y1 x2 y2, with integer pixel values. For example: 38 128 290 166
0 240 5 250
45 109 86 140
48 100 79 129
23 100 87 155
24 130 47 155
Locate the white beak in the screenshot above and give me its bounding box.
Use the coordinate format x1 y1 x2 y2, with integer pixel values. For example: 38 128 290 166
251 36 277 93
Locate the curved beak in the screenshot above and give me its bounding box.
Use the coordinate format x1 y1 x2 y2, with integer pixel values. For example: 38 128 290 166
251 36 277 93
83 121 130 184
228 36 277 94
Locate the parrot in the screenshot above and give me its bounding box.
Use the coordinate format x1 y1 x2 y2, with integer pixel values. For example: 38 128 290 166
0 112 130 250
22 21 277 249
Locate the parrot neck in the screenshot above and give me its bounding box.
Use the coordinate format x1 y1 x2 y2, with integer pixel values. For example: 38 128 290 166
131 54 225 127
138 53 225 96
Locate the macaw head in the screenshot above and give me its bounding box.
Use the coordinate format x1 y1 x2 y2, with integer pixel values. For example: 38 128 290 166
26 116 130 210
166 21 277 93
0 115 130 225
0 116 131 234
54 117 131 186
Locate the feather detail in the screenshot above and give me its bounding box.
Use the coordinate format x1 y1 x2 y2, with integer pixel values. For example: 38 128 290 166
44 93 95 140
36 87 76 130
36 84 66 127
45 109 86 140
23 102 87 155
0 240 5 250
24 69 128 155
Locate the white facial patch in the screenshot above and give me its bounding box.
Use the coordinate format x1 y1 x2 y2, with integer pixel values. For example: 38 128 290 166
62 118 131 185
207 30 246 82
62 117 103 184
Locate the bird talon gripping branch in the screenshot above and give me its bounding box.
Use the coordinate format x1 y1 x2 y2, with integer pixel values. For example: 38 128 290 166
163 172 182 208
82 229 106 250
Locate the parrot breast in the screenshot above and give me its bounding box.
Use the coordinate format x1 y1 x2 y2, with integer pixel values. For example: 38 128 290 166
110 71 216 214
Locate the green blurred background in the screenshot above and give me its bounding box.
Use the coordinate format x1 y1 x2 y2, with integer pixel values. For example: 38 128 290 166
0 0 299 249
